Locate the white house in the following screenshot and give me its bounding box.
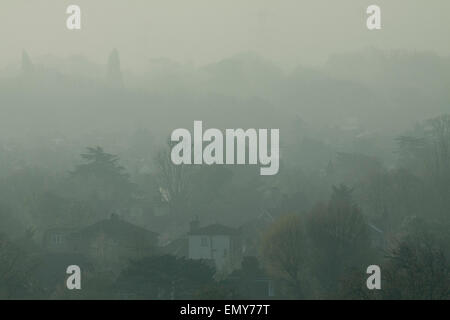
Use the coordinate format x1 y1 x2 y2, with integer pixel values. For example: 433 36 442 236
187 220 241 274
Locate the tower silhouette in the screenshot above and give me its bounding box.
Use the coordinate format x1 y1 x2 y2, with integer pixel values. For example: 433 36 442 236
106 48 124 88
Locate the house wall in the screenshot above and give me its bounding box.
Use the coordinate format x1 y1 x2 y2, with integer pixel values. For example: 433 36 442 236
86 234 156 272
43 229 73 253
188 235 231 271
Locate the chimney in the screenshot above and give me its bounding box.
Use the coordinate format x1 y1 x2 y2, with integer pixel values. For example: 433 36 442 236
189 216 200 232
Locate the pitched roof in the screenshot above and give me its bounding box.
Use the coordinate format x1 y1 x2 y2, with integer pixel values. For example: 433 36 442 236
70 216 158 246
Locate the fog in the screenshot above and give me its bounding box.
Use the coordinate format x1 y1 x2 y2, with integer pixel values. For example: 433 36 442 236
1 0 450 70
0 1 449 300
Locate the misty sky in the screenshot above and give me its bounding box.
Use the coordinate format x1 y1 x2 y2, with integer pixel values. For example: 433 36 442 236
1 0 449 71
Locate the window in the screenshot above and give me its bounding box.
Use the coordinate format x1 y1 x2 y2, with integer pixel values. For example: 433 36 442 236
201 237 208 247
53 234 63 245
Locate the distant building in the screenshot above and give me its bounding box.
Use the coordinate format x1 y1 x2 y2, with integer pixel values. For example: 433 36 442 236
43 227 77 253
187 219 242 274
43 214 158 273
71 214 158 271
106 48 124 88
21 50 34 74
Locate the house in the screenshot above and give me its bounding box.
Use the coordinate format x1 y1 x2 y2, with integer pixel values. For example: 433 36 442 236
42 214 159 274
69 214 159 272
187 218 242 274
43 227 77 253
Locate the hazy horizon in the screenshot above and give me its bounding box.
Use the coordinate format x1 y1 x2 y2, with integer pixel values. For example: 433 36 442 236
1 0 449 72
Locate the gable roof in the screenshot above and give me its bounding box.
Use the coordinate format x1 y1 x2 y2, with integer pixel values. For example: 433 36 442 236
70 216 158 247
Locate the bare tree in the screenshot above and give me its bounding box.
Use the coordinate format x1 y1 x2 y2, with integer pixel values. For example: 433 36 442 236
426 114 450 177
155 140 191 215
262 214 310 298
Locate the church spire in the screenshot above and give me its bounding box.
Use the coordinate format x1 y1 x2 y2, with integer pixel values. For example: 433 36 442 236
21 50 34 74
106 48 124 88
